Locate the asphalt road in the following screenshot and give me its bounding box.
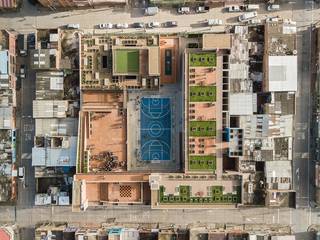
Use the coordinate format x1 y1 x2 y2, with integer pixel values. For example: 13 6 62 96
16 43 36 207
292 1 314 208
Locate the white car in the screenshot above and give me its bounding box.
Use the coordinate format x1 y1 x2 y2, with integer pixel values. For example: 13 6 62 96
207 19 223 26
238 11 258 22
248 19 262 25
265 16 280 23
267 4 280 11
148 22 160 28
18 167 25 181
177 7 190 14
66 24 80 29
99 23 113 29
227 5 241 12
116 23 129 29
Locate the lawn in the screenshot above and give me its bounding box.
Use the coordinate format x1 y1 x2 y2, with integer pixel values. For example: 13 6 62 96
189 86 216 102
114 49 139 74
159 185 240 204
189 121 216 137
189 52 216 67
189 155 216 171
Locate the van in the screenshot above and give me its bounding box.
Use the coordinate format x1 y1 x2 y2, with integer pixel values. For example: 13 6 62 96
238 11 258 22
267 4 280 11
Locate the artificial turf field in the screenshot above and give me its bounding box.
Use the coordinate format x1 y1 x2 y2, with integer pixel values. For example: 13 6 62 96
115 49 139 73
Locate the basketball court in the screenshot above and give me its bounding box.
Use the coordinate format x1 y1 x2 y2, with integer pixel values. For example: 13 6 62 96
140 97 171 161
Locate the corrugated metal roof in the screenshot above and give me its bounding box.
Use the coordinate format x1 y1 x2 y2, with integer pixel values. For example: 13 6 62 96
32 136 77 167
0 51 9 78
0 0 17 8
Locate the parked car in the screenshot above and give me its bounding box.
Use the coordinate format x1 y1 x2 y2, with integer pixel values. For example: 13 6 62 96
148 22 160 28
144 7 159 16
227 5 241 12
283 18 297 25
66 23 80 29
265 16 280 23
99 23 113 29
207 19 223 26
18 167 25 181
132 22 145 28
267 4 280 11
116 23 129 29
177 7 190 14
248 18 262 25
20 65 26 79
195 6 209 13
27 33 35 49
164 21 178 27
238 11 258 22
243 4 259 11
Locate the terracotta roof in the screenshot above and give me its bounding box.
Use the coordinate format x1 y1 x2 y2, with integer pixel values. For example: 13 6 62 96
0 228 11 240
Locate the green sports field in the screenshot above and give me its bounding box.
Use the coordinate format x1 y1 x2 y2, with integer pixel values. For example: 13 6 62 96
114 49 139 74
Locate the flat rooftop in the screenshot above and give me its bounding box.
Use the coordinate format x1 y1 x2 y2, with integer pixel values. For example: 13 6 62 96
186 50 223 174
78 91 126 173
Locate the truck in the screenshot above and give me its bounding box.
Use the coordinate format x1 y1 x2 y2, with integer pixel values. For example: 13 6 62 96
238 11 258 22
195 6 209 13
17 34 27 56
144 7 159 16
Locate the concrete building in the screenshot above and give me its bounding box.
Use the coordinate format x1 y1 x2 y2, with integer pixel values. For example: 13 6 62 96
80 34 160 90
72 173 150 211
31 28 80 207
263 21 297 93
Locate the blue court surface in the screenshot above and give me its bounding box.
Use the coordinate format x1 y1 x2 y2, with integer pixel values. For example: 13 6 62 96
140 97 171 161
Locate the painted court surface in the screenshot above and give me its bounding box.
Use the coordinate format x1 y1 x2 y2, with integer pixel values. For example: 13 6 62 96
140 97 171 161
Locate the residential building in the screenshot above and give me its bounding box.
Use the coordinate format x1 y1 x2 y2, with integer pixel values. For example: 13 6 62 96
0 30 17 203
37 0 127 9
32 28 80 206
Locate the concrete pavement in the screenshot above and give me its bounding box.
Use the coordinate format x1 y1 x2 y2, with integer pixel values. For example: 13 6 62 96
0 1 295 32
0 205 317 234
